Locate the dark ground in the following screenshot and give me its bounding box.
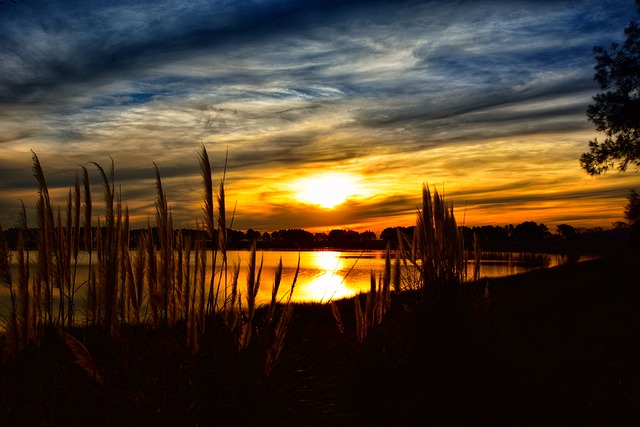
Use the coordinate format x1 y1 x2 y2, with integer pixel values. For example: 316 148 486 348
1 249 638 426
476 249 640 426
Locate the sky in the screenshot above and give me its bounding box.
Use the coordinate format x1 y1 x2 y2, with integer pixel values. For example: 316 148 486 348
1 0 639 235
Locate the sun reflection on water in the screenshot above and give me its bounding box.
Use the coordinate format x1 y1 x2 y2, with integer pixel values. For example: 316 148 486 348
313 251 343 271
295 252 359 302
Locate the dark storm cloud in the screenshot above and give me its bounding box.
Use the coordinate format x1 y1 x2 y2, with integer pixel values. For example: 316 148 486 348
0 1 617 103
0 0 397 103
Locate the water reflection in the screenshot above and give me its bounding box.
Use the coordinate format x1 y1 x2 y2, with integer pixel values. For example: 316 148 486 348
464 252 597 281
2 250 598 311
246 250 597 303
295 252 360 302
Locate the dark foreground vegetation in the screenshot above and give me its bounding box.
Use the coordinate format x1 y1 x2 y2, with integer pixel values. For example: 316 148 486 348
1 249 638 426
0 148 639 426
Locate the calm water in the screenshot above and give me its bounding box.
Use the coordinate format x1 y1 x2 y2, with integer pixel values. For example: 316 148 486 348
223 250 597 303
1 250 597 312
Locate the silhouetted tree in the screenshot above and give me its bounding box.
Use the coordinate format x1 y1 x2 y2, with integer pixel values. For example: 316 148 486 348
512 221 550 242
314 232 328 242
328 229 349 243
360 230 377 240
227 228 245 243
346 230 360 241
624 189 640 223
459 226 474 249
245 228 260 241
612 221 630 230
556 224 578 241
624 189 640 240
275 228 314 245
473 225 510 246
380 226 414 246
380 227 398 243
582 2 640 174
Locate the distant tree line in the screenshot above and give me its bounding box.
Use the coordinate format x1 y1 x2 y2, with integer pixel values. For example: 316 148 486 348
0 226 382 251
379 221 630 251
1 219 634 251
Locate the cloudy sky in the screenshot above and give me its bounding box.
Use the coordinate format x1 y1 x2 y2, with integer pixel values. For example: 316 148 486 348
1 0 639 234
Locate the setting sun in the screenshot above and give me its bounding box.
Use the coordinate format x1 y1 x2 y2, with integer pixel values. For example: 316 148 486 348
292 173 362 209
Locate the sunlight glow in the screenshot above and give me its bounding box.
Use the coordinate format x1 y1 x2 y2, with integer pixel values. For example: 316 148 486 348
292 173 362 208
297 252 356 302
313 251 344 271
300 272 356 302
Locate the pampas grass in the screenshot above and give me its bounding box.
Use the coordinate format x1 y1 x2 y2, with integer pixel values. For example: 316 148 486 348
198 145 217 319
17 203 31 352
90 160 121 336
0 147 478 426
0 224 18 354
154 163 172 326
240 241 263 350
33 151 55 327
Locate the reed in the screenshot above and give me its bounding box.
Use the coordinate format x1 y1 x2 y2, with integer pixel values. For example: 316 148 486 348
215 178 227 310
263 302 293 376
405 184 465 300
154 164 172 326
32 151 55 327
262 255 298 376
1 148 305 361
198 145 217 320
0 147 431 424
330 301 345 334
17 202 31 351
473 232 481 281
81 165 93 327
240 241 263 350
68 174 81 328
225 261 241 330
264 257 283 335
186 236 198 351
91 160 121 336
118 205 129 329
354 296 366 343
195 222 206 346
0 224 18 354
146 220 160 328
174 229 184 324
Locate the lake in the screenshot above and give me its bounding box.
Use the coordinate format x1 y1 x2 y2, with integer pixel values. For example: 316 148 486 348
0 250 597 314
222 250 597 303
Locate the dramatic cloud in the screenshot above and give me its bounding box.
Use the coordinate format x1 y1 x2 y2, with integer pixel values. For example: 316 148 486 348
1 0 638 231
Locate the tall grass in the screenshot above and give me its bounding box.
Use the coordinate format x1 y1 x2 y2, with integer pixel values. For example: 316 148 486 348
391 184 466 301
0 223 18 353
32 151 55 328
0 149 481 425
17 203 31 352
0 147 300 374
0 155 466 348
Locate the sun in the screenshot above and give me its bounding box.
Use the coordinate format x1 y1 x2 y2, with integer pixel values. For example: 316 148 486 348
293 173 361 208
